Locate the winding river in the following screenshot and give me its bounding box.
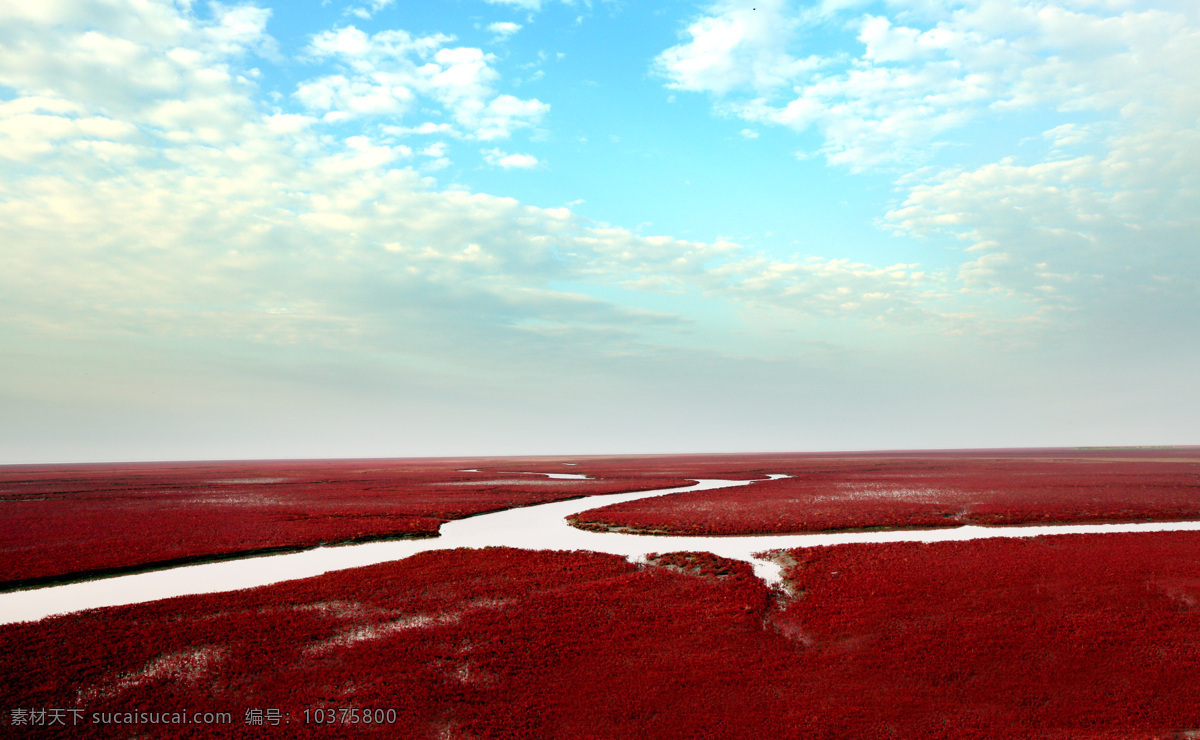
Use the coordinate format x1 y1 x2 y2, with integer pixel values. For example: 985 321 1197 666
4 472 1200 625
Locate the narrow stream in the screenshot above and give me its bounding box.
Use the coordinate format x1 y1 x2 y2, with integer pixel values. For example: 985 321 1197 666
4 473 1200 625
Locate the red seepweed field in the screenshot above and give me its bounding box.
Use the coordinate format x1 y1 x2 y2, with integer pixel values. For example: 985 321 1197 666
569 448 1200 535
0 458 693 589
3 448 1200 738
3 535 1200 738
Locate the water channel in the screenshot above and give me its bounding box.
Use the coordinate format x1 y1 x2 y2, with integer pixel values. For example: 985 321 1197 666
4 473 1200 625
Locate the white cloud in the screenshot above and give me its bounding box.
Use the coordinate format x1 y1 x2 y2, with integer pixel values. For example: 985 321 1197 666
654 0 1200 345
294 73 415 115
419 141 447 157
1040 123 1096 153
306 26 452 64
0 97 138 161
205 3 276 57
701 254 975 331
858 15 941 63
483 148 539 169
473 94 549 141
654 0 816 96
296 25 547 140
265 112 318 134
656 0 1200 170
0 0 270 143
382 121 458 137
886 125 1200 337
481 0 542 9
346 0 395 20
487 22 523 41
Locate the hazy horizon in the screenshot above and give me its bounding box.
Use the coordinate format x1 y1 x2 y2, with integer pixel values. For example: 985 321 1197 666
6 444 1200 469
3 1 1198 464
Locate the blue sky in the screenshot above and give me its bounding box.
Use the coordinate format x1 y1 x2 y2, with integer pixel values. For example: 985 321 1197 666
2 0 1198 462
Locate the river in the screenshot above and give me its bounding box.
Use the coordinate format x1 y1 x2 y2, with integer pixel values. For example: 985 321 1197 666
4 473 1200 624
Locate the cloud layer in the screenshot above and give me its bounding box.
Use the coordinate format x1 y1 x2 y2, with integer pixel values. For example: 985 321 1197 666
658 0 1200 340
1 0 990 362
1 0 1196 460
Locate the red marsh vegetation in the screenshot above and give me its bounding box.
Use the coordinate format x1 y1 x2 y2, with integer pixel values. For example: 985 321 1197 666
0 548 781 739
0 459 692 589
768 532 1200 737
4 535 1200 738
569 448 1200 535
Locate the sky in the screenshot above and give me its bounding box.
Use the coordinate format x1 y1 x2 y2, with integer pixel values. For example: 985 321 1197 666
1 0 1198 463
